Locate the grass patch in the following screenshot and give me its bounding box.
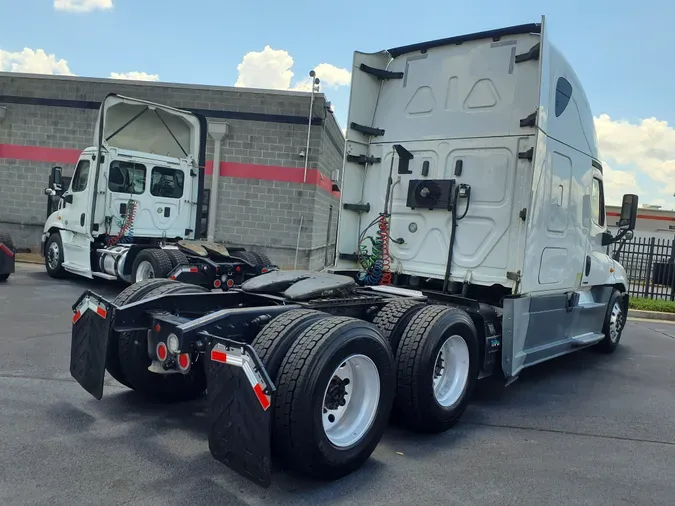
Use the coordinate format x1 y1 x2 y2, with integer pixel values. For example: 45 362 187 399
629 297 675 313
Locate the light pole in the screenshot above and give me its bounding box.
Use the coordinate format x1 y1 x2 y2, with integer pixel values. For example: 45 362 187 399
303 70 321 183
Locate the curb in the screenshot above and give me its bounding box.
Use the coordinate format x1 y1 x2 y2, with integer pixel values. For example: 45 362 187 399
628 309 675 322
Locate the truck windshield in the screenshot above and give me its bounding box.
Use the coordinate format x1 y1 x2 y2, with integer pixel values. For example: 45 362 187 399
108 161 146 195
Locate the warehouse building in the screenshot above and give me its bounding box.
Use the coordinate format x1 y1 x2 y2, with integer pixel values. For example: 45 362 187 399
0 72 344 270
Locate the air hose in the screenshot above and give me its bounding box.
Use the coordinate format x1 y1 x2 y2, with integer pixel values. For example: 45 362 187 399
106 199 138 247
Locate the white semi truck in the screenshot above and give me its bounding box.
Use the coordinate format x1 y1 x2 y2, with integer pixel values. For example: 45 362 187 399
68 17 638 487
42 94 274 288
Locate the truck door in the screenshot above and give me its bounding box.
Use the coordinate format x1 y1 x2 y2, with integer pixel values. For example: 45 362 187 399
58 155 96 275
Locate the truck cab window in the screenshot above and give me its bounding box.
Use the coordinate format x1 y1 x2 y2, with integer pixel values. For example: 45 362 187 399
555 77 573 117
71 161 90 192
592 177 606 227
108 161 146 194
151 166 184 198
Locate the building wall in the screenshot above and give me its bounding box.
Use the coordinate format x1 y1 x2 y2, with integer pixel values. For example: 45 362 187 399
0 72 344 269
607 205 675 241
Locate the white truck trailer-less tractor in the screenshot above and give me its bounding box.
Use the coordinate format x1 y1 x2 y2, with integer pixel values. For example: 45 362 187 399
42 94 275 288
67 18 638 487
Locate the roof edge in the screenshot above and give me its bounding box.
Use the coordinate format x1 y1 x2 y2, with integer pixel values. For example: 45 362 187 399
387 22 541 58
0 71 323 98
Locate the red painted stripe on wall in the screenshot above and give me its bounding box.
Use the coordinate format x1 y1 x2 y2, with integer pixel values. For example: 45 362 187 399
607 211 675 222
0 143 81 164
0 143 340 198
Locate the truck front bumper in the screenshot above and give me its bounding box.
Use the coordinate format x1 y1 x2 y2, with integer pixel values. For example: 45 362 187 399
69 290 276 487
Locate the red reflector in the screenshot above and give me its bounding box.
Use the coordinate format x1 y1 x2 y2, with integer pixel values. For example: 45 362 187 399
213 279 222 288
178 353 190 369
261 268 268 273
0 243 14 257
235 266 241 272
226 279 234 288
154 324 161 333
189 267 198 273
170 275 176 280
95 306 107 319
253 383 271 410
72 310 81 324
211 350 227 363
157 343 168 361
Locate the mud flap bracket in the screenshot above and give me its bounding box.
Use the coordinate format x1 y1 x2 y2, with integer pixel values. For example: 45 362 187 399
70 291 114 400
205 336 275 487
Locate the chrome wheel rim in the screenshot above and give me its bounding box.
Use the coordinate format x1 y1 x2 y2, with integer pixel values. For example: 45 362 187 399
47 242 60 270
433 335 470 407
135 261 155 282
322 354 380 448
609 301 624 343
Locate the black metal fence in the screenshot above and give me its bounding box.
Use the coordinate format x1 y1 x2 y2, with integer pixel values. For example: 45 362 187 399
611 236 675 300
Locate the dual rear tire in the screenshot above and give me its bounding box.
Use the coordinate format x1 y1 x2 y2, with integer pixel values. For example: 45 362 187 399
252 301 479 480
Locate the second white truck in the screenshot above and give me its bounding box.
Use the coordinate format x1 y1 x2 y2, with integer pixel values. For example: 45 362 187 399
42 94 274 288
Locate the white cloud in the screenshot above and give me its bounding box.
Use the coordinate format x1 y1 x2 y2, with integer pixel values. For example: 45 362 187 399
54 0 113 12
110 71 160 82
595 114 675 206
0 47 73 75
234 45 351 92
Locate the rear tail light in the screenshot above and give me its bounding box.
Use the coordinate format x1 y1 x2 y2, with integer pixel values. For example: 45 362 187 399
156 342 168 362
178 353 191 372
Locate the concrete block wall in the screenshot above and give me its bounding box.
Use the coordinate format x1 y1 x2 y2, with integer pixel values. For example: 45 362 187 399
0 72 344 269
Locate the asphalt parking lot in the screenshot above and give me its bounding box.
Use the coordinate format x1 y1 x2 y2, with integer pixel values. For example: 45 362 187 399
2 263 674 506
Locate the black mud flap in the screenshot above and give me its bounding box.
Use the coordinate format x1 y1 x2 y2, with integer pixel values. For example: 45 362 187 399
205 337 276 487
69 291 114 400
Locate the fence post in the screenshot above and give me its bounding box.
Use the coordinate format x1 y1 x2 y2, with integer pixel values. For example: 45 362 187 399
644 237 655 298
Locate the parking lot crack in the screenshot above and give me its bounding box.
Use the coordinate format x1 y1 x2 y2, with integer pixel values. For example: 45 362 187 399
462 421 675 447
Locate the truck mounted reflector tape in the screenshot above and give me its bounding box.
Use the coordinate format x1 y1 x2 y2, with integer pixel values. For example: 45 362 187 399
73 297 108 324
0 243 14 257
210 343 272 410
253 383 271 410
211 349 228 363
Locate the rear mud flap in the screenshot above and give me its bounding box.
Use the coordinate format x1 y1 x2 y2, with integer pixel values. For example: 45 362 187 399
205 337 275 487
70 292 113 400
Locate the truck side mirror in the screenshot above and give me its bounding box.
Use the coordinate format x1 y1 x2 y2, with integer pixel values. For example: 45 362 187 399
618 194 638 230
63 194 74 204
49 166 63 190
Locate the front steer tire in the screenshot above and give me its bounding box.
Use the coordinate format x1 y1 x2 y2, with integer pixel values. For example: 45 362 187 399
118 281 209 402
394 305 479 433
272 316 396 480
595 289 627 354
45 232 67 278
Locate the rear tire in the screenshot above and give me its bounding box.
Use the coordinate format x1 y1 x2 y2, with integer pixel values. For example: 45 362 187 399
251 251 273 267
273 317 395 480
45 232 67 278
233 250 262 266
131 249 173 283
106 279 177 387
118 281 209 402
372 299 426 354
251 309 329 383
595 289 626 354
394 305 479 433
165 249 189 269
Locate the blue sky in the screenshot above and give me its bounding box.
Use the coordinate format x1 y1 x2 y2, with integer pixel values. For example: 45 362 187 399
2 0 675 208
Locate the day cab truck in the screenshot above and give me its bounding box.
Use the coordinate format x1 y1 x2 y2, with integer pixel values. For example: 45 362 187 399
41 94 275 289
68 17 638 487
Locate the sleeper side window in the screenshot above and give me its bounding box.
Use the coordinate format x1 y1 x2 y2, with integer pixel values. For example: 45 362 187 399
591 177 606 227
555 77 573 117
